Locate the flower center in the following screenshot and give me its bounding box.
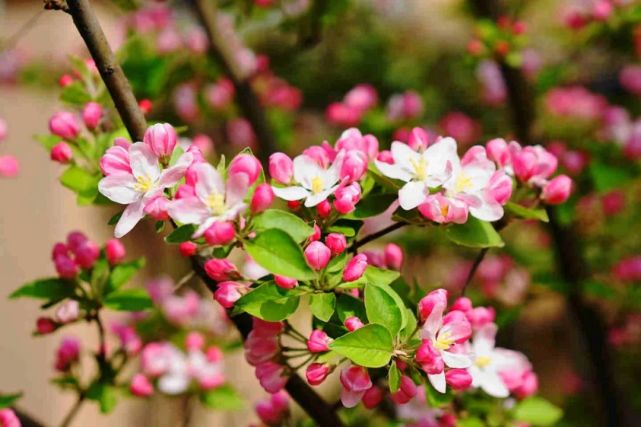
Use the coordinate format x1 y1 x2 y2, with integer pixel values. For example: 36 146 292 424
453 173 473 194
475 355 492 368
434 331 454 350
311 176 325 194
206 193 227 215
440 203 450 218
410 157 428 181
134 175 155 193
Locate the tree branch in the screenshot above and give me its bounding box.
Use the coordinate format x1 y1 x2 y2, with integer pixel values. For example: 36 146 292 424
190 0 277 166
349 222 407 253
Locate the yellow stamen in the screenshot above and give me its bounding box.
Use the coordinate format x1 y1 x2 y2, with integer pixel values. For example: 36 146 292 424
410 157 428 181
311 176 324 194
440 203 450 218
134 175 154 193
453 174 473 194
475 356 492 368
206 193 227 215
434 331 454 350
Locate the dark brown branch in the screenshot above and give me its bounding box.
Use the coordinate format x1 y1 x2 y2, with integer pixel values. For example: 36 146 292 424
64 0 147 142
190 0 277 166
461 247 488 296
349 222 407 253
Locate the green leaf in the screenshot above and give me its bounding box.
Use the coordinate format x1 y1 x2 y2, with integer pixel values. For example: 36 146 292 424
103 288 152 311
60 81 92 105
505 202 549 222
200 385 244 410
0 392 22 409
364 283 406 337
335 294 367 323
86 382 118 414
35 134 61 150
327 219 364 237
589 162 632 193
425 383 453 407
59 166 101 203
512 397 563 426
90 258 110 296
235 282 300 321
339 266 400 289
107 258 145 292
108 212 122 225
164 224 197 243
10 278 75 301
388 363 401 393
253 209 313 243
457 417 485 427
345 193 398 219
329 324 393 368
445 217 504 248
400 308 418 341
244 229 315 280
309 293 336 322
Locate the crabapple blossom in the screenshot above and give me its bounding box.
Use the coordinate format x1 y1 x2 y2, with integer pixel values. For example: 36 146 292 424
362 386 384 409
307 329 331 353
50 142 72 164
542 175 572 204
325 233 347 256
340 365 372 408
306 363 331 386
343 254 368 281
391 375 418 404
49 112 80 140
251 183 274 213
54 300 80 324
304 241 331 270
0 155 19 178
130 374 154 397
54 337 80 372
255 361 288 393
82 102 102 129
345 316 364 331
214 281 248 308
255 391 289 425
204 221 235 246
269 152 294 184
384 243 403 270
105 239 126 264
274 275 298 289
204 258 240 281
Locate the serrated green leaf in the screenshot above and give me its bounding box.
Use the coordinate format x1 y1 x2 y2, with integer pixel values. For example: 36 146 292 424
164 224 197 244
10 278 75 301
103 288 152 311
60 81 92 105
244 229 315 280
253 209 313 243
445 217 504 248
329 324 393 368
364 283 406 337
235 282 300 321
309 293 336 322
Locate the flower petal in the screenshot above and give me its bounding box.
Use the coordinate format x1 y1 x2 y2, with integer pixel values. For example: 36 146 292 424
159 152 193 188
272 185 309 201
442 350 473 369
168 197 210 225
398 181 427 210
114 199 146 238
374 159 412 182
428 372 446 394
293 154 326 189
225 171 250 207
478 369 510 398
98 174 139 204
129 142 161 182
194 163 224 202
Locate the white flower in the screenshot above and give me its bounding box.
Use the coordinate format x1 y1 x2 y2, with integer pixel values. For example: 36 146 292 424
98 142 192 238
271 151 344 207
375 138 458 210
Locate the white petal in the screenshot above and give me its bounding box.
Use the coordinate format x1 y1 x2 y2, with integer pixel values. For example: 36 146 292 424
272 185 309 201
398 181 427 210
478 369 510 398
428 372 446 394
374 159 412 182
158 373 190 395
469 199 503 222
293 154 325 189
159 152 193 188
304 185 338 208
194 163 224 202
193 217 217 238
114 199 146 238
473 323 498 356
442 350 473 369
425 137 459 184
225 172 250 207
391 141 419 169
340 389 365 408
130 142 161 182
168 197 210 225
98 174 140 204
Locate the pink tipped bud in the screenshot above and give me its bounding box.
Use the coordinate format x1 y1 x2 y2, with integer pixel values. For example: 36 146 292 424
229 154 262 186
179 241 198 257
204 221 236 246
542 175 572 205
185 331 205 351
306 362 331 385
309 224 321 242
418 289 448 321
130 374 154 397
451 297 473 312
305 241 331 270
384 243 403 270
343 254 368 282
325 233 347 256
445 369 473 390
143 123 177 158
255 361 288 393
274 275 298 289
66 231 88 252
206 346 223 362
74 240 100 269
52 242 68 260
307 329 331 353
50 142 73 164
486 138 511 167
204 258 240 281
49 112 80 140
54 300 80 324
391 375 418 404
59 74 74 87
251 183 274 214
105 239 126 265
345 316 364 331
362 386 384 409
214 281 246 308
54 254 78 279
139 99 153 114
36 317 57 335
316 200 332 218
269 152 294 184
377 150 394 164
340 150 368 183
82 102 103 129
488 171 513 205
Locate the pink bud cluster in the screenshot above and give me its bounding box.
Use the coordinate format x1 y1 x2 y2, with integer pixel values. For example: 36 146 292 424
54 336 81 372
326 84 378 127
244 318 288 393
255 391 289 425
361 243 404 271
51 231 103 279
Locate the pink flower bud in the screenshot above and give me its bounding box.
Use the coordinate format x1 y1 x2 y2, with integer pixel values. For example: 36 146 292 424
445 369 473 390
377 150 394 164
255 392 289 425
179 241 198 257
251 183 274 214
391 375 417 404
450 296 473 312
143 123 177 158
54 300 80 324
316 200 332 218
54 337 80 372
74 240 100 269
49 112 80 140
325 233 347 256
229 154 262 185
488 171 513 205
59 74 74 87
269 152 294 184
274 275 298 289
344 84 378 111
214 281 246 308
514 370 538 399
105 239 126 265
416 339 444 374
255 361 288 393
36 317 57 335
345 316 364 331
362 386 384 409
334 196 356 215
343 254 368 282
66 230 87 252
82 102 103 129
307 329 331 353
486 138 511 167
592 0 613 21
143 195 170 220
305 241 331 270
384 243 403 270
468 306 496 329
418 289 448 322
52 242 68 260
54 254 78 279
0 155 19 178
185 331 205 351
287 200 301 210
130 374 154 397
204 258 240 281
206 346 223 362
340 365 372 408
408 127 435 151
0 409 20 427
326 102 362 127
512 149 538 182
205 78 235 109
50 142 73 164
340 150 368 183
309 224 321 241
204 221 236 246
542 175 572 205
306 362 331 385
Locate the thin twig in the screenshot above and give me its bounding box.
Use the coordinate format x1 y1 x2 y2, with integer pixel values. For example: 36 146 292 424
58 394 85 427
1 10 44 52
349 222 407 253
461 247 488 296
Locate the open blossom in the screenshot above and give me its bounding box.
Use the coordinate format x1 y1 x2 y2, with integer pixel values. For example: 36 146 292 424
340 365 372 407
99 140 192 237
375 138 458 210
168 162 249 237
271 151 345 207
